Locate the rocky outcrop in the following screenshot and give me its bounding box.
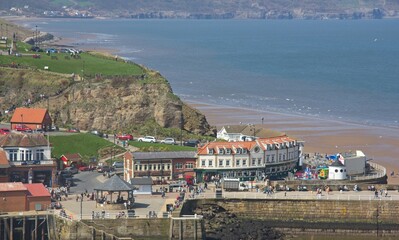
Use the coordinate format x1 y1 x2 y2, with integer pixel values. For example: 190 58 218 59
0 67 212 135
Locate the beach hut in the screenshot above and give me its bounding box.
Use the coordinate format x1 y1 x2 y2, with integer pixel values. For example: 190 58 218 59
328 160 347 180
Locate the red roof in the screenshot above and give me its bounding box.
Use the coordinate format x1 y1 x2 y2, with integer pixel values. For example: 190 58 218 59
0 182 27 192
10 108 49 124
24 183 51 197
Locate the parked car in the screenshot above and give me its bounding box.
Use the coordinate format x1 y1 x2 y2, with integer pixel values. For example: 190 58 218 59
97 165 112 173
137 136 157 143
15 124 32 132
67 128 80 133
183 139 200 147
112 161 124 168
0 128 10 135
50 125 59 131
78 166 91 171
117 134 133 141
63 166 78 175
91 130 104 137
161 138 176 145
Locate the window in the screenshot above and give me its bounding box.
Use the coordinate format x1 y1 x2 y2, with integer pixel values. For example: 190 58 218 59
236 148 241 154
158 164 161 170
219 160 223 166
167 164 171 170
226 160 230 166
208 160 213 166
283 154 286 161
20 150 25 161
218 149 224 154
139 165 142 171
279 154 282 161
144 165 147 171
243 160 247 166
236 159 240 166
209 149 214 154
149 164 152 170
252 159 256 165
271 155 275 162
9 150 18 161
135 165 138 171
242 149 247 154
176 163 183 169
266 155 270 162
226 149 231 154
258 159 262 165
36 149 44 160
25 150 32 161
201 160 206 167
185 163 194 169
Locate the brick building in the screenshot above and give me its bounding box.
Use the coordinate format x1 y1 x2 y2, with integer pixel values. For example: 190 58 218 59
10 108 52 131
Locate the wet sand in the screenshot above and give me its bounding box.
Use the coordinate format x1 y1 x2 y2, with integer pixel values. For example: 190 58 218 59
187 100 399 185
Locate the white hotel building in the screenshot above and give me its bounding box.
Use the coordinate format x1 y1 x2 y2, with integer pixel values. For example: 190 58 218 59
195 135 303 182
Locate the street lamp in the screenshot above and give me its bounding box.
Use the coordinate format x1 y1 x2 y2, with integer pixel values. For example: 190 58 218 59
180 113 183 146
80 196 83 220
261 117 264 125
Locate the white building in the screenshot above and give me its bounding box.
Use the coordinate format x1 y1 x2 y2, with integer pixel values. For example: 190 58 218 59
217 125 284 142
328 160 347 180
195 135 303 182
340 150 367 175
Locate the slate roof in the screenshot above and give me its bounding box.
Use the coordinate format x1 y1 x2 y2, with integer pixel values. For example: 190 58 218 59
130 177 153 185
330 160 345 167
132 151 196 160
10 108 49 124
0 150 10 168
0 133 48 147
94 175 134 191
220 125 284 138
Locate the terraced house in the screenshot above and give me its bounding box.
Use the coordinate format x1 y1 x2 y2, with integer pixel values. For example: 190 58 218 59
195 135 304 182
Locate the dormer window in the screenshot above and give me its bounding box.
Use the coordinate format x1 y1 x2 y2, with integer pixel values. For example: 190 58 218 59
236 148 241 154
218 149 224 154
226 149 231 154
242 149 247 154
209 149 214 154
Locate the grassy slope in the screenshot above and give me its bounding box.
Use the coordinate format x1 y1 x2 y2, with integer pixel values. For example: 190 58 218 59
50 133 123 159
129 141 197 152
0 48 144 76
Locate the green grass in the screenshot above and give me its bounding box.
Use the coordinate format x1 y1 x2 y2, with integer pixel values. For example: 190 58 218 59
0 47 144 76
129 141 197 152
50 133 124 160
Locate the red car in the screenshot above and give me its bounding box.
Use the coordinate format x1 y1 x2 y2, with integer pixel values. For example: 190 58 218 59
67 128 80 133
15 124 32 132
78 166 90 171
0 128 10 135
117 134 133 141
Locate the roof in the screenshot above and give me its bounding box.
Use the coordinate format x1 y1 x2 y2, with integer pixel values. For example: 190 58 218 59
0 150 10 168
132 151 197 160
0 182 27 192
130 177 153 185
94 175 134 191
220 125 248 134
24 183 51 197
198 141 257 155
61 153 82 161
330 160 345 167
10 108 50 124
0 133 49 147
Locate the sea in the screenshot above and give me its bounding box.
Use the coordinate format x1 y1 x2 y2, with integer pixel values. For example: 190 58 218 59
18 18 399 129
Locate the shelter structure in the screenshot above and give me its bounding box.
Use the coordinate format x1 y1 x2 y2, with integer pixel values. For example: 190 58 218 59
94 175 134 210
130 177 152 195
328 160 347 180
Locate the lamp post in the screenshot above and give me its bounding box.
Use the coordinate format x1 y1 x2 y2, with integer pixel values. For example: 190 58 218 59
80 196 83 220
261 117 264 125
180 113 183 146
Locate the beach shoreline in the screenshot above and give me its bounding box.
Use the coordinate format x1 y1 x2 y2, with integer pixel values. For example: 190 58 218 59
4 16 398 184
187 99 399 185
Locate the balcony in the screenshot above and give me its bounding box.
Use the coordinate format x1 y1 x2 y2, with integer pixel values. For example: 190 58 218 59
9 160 54 166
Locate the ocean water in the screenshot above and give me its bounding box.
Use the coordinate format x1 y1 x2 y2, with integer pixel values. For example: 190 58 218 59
21 19 399 128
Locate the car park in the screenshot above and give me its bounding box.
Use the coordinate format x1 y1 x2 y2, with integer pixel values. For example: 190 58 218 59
0 128 10 135
161 138 176 145
137 136 157 143
183 139 200 147
117 134 133 141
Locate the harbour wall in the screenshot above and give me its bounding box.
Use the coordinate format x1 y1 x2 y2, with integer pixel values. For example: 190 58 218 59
181 198 399 236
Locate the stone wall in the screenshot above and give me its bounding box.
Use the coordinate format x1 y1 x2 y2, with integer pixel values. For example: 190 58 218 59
181 199 399 235
170 217 205 240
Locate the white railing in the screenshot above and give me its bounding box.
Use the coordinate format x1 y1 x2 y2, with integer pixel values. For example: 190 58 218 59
193 191 399 201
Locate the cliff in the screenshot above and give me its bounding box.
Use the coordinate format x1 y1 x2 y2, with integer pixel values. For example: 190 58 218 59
0 67 212 135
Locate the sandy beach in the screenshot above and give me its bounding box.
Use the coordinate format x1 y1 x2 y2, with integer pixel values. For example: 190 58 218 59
187 100 399 185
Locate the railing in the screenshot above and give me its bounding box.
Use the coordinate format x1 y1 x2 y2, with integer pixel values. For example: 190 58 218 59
9 160 54 166
192 191 399 201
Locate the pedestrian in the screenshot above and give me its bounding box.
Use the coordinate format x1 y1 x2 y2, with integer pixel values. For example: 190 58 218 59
124 201 127 209
76 195 79 202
